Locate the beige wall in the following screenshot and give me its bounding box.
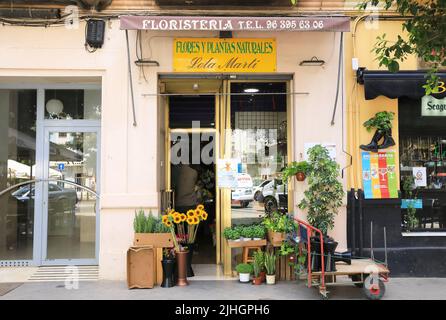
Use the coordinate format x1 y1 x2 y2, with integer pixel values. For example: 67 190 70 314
0 21 349 279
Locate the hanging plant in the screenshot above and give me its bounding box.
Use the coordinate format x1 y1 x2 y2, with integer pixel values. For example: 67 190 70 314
363 111 395 134
298 145 344 235
282 161 310 183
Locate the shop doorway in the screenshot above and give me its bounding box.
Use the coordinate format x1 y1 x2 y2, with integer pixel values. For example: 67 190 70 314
160 76 293 274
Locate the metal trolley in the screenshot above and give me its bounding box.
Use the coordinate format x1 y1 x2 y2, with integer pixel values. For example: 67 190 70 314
295 218 390 300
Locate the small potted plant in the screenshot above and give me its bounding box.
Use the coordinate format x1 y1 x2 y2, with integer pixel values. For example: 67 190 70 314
252 225 266 240
264 251 277 285
235 263 253 283
241 225 254 241
133 209 172 247
253 250 266 283
223 227 241 242
262 212 294 246
282 160 310 182
251 257 263 285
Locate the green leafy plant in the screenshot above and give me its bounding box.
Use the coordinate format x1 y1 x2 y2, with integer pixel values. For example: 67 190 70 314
298 145 344 235
359 0 446 94
282 161 310 183
363 111 395 133
223 227 241 240
133 209 169 233
236 263 253 274
264 251 277 275
252 225 266 239
133 209 147 233
279 242 295 256
402 175 418 230
241 225 255 239
262 212 294 233
253 250 265 273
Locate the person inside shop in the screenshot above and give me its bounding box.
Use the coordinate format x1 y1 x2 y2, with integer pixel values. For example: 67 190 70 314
171 162 199 214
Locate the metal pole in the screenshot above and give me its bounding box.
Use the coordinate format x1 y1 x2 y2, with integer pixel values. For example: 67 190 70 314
125 29 137 127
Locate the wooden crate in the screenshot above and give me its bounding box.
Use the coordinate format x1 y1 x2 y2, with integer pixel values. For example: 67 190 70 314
274 252 296 281
134 233 173 247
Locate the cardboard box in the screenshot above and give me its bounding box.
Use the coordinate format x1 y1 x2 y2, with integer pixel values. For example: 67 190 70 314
127 246 154 289
134 233 173 248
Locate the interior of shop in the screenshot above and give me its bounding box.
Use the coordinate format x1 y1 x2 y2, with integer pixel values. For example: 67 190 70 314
399 96 446 231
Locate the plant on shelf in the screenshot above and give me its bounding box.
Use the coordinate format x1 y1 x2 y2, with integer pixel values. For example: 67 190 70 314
241 225 255 240
282 160 310 182
402 175 419 231
361 111 396 151
262 211 294 245
264 251 277 285
235 263 253 283
253 250 266 282
252 224 266 240
298 145 344 236
133 209 172 247
223 227 241 241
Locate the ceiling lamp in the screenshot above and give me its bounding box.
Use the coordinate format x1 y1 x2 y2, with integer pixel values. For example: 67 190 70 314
244 88 259 93
299 56 325 67
46 99 64 115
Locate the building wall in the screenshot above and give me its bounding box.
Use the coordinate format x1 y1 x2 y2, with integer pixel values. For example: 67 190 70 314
0 21 348 280
344 19 418 191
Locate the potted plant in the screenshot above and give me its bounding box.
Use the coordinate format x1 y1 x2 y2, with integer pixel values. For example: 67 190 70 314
264 251 277 285
360 111 396 151
235 263 253 283
402 175 419 231
223 227 241 242
253 250 266 282
133 209 172 247
298 145 344 272
262 212 293 246
251 256 263 285
282 160 310 182
252 224 266 240
241 225 254 241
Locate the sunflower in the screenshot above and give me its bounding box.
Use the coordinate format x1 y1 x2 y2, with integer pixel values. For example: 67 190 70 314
194 209 201 217
200 211 208 221
186 217 195 225
193 216 199 224
180 213 187 222
187 210 195 217
173 215 182 224
162 215 168 224
197 204 204 211
165 220 172 227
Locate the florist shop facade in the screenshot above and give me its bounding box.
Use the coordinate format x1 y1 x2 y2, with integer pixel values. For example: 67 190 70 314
0 15 350 280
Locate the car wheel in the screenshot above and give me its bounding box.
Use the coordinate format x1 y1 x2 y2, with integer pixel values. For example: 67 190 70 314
240 201 250 208
253 191 261 202
264 196 278 214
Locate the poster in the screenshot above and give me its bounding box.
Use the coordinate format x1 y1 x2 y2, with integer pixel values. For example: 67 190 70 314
361 151 398 199
217 158 240 188
412 167 427 187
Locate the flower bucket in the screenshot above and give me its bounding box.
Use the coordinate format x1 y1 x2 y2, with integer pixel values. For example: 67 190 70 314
239 273 250 283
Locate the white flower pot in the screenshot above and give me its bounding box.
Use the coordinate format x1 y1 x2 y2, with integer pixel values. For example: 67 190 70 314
266 274 276 285
233 239 241 242
239 273 251 283
253 238 261 241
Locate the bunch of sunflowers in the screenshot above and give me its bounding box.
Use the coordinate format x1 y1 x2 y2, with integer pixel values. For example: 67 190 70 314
162 204 208 252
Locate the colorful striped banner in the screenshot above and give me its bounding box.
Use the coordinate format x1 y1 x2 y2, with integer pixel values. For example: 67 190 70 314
361 150 398 199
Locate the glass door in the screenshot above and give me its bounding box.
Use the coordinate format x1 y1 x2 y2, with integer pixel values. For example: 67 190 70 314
41 127 99 265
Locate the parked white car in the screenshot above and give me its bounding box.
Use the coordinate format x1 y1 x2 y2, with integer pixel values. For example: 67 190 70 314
261 179 288 213
231 173 254 208
253 179 271 202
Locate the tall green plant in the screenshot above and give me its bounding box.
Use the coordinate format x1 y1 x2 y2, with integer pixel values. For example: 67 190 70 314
264 251 277 275
134 209 146 233
402 175 418 230
298 145 344 235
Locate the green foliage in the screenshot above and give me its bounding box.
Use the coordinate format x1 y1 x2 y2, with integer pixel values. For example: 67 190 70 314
253 250 265 273
359 0 446 94
264 251 277 275
252 224 266 239
133 209 168 233
241 225 255 239
298 145 344 235
282 161 310 183
279 242 295 256
262 212 294 233
236 263 253 274
402 175 419 230
363 111 395 133
223 227 241 240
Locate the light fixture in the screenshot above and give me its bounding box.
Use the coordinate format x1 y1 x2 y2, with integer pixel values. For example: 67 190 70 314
243 88 259 93
46 99 64 115
299 56 325 67
193 83 199 90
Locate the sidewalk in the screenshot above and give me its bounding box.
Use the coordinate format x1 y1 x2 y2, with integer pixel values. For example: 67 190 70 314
1 278 446 300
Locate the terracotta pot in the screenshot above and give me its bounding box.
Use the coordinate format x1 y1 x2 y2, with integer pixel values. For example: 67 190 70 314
260 271 266 283
252 276 263 285
175 250 189 286
295 172 306 181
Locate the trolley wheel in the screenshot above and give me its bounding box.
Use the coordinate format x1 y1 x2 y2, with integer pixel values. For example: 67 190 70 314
362 275 385 300
351 274 364 288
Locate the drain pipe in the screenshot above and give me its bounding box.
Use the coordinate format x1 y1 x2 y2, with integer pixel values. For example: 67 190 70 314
125 29 137 127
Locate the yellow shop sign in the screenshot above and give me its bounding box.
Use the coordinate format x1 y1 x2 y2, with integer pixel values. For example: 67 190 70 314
173 38 276 73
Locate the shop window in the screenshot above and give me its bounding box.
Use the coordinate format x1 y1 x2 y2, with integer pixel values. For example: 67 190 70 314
44 89 101 120
399 97 446 232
